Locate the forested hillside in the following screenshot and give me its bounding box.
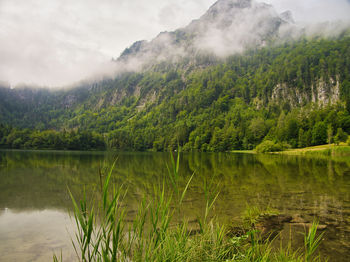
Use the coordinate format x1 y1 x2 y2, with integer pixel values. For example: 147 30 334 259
0 36 350 151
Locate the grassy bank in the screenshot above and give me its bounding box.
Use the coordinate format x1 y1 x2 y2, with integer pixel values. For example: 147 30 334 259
231 150 255 154
232 143 350 157
275 143 350 157
55 153 325 261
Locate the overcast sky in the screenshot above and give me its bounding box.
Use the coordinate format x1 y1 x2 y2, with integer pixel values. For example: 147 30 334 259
1 0 350 87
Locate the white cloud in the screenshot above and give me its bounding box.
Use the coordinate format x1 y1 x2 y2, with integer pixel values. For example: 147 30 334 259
0 0 216 87
264 0 350 23
0 0 349 87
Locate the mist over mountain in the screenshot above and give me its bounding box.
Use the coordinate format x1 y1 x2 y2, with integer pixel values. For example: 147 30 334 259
117 0 291 70
1 0 350 87
113 0 350 76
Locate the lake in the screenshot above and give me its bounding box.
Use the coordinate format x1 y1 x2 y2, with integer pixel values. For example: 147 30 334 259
0 150 350 261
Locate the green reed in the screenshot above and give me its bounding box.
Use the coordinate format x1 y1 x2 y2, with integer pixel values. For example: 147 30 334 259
54 151 326 261
304 220 324 262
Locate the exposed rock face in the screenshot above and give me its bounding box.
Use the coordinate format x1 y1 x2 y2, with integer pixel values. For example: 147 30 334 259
119 41 147 60
280 10 295 24
311 78 340 105
63 94 77 109
196 0 253 23
271 77 340 107
271 83 310 107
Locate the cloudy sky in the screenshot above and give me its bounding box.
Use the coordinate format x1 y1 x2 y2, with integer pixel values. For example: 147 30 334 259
0 0 350 87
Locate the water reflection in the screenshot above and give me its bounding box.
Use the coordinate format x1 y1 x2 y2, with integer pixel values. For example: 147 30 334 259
0 150 350 261
0 209 75 262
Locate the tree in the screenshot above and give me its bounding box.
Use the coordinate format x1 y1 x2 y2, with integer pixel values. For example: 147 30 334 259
286 118 299 141
312 122 327 145
248 118 267 144
334 128 348 145
255 140 282 153
298 128 307 148
327 124 333 145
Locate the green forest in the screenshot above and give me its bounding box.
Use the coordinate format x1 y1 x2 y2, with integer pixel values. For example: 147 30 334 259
0 126 106 150
1 36 350 151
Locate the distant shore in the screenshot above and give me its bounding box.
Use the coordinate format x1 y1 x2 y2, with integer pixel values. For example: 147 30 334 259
232 143 350 156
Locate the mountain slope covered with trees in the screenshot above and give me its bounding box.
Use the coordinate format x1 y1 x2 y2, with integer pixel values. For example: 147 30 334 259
1 35 350 151
1 0 350 151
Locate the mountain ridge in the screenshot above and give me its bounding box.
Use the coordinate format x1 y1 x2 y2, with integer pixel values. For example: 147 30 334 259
117 0 290 67
0 0 350 151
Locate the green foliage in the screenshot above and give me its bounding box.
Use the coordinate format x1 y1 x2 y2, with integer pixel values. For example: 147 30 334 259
327 124 333 144
334 128 348 145
255 140 283 153
0 126 106 150
1 36 350 151
312 122 328 146
304 220 324 262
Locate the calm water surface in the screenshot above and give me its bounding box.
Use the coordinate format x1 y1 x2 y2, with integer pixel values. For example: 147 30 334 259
0 150 350 261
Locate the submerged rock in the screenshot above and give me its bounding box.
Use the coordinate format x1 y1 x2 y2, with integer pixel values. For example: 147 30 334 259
226 226 248 238
253 214 327 240
290 214 307 223
255 214 292 240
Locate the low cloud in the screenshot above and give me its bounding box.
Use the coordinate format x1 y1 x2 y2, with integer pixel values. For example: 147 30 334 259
0 0 349 87
193 1 283 57
119 0 350 67
265 0 350 23
0 0 216 87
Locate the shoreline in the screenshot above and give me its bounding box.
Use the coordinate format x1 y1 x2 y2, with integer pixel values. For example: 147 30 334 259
275 143 350 156
231 143 350 157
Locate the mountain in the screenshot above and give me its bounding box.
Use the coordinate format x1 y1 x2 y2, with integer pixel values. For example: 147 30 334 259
118 0 291 67
0 0 350 152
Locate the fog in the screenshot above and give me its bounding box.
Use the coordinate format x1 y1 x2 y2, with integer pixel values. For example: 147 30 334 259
266 0 350 23
0 0 349 87
0 0 216 87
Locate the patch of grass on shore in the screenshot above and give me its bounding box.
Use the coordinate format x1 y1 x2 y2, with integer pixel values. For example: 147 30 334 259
231 150 255 154
276 143 350 157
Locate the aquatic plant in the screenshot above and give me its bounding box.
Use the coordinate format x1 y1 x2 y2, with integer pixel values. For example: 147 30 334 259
54 151 325 261
305 220 324 262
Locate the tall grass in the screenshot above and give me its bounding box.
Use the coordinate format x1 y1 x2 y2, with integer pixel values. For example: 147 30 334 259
304 220 324 262
304 146 350 157
55 151 325 261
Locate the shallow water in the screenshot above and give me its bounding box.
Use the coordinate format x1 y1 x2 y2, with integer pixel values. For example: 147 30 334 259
0 150 349 261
